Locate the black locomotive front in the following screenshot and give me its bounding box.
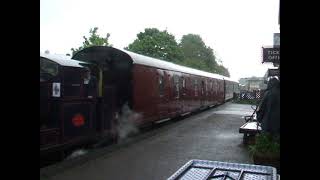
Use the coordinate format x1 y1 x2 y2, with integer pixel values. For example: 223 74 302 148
40 54 98 158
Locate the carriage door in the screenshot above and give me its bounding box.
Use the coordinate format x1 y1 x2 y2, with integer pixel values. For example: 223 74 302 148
201 80 205 107
99 66 118 135
180 76 187 112
172 74 180 115
95 67 113 134
157 71 169 119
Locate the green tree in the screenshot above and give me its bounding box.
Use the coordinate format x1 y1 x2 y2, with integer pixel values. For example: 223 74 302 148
216 64 230 77
125 29 230 77
179 34 230 77
71 27 111 56
125 28 184 63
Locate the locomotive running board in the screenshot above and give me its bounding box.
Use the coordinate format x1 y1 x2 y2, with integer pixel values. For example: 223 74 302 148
155 118 171 124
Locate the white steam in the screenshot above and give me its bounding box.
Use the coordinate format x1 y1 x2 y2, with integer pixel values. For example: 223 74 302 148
66 149 88 160
117 103 141 140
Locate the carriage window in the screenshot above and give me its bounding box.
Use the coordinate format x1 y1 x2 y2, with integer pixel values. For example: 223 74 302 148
194 79 198 96
159 75 165 96
40 57 59 78
201 81 205 95
181 77 186 88
205 80 208 95
173 75 179 98
215 81 219 94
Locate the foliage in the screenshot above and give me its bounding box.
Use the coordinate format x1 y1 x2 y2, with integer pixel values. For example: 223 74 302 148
178 34 230 76
215 64 230 77
71 27 111 56
249 133 280 157
125 28 184 63
233 99 260 105
179 34 216 69
126 29 230 76
71 27 231 77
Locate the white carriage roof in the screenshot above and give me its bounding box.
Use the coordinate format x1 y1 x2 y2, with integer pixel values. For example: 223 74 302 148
40 53 89 68
223 77 239 83
122 49 226 80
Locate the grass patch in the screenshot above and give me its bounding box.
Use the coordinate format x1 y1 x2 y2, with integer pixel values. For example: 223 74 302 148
249 133 280 158
233 99 259 105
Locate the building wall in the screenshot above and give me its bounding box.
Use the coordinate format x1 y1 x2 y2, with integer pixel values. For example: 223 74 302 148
239 77 267 91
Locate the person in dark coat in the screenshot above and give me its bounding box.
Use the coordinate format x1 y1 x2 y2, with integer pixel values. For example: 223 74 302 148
256 77 280 136
84 67 98 98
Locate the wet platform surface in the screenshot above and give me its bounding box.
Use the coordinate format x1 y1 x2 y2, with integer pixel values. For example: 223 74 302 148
41 102 255 180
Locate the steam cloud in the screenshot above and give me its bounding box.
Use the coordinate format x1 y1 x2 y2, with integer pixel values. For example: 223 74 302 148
66 149 88 160
117 103 141 141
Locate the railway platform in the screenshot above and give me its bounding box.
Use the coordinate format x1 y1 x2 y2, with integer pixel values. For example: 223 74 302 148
41 102 256 180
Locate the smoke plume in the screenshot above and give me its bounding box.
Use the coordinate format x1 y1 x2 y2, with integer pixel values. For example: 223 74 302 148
117 103 141 141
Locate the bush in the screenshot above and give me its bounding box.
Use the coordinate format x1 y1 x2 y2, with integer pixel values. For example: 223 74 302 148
233 99 259 105
249 133 280 158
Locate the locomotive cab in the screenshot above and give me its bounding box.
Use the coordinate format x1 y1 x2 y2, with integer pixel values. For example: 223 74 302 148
72 47 134 138
73 46 134 114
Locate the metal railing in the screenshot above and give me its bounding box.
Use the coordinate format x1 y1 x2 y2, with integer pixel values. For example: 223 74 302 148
239 90 264 100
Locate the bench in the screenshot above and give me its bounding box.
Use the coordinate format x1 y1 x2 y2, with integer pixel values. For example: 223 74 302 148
239 117 261 145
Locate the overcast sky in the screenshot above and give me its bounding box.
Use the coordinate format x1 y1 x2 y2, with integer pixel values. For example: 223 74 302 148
40 0 279 81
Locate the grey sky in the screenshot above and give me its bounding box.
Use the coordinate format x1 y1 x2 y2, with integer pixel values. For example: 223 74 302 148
40 0 279 81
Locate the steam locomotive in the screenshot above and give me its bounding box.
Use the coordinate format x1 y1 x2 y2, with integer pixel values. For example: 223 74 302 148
40 46 239 159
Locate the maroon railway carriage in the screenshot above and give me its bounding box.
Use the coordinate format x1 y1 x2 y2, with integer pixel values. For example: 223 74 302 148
224 77 240 101
40 46 239 160
72 46 227 126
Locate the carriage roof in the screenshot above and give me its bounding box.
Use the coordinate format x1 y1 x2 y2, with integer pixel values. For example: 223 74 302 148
73 46 238 82
123 49 225 80
40 53 89 68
